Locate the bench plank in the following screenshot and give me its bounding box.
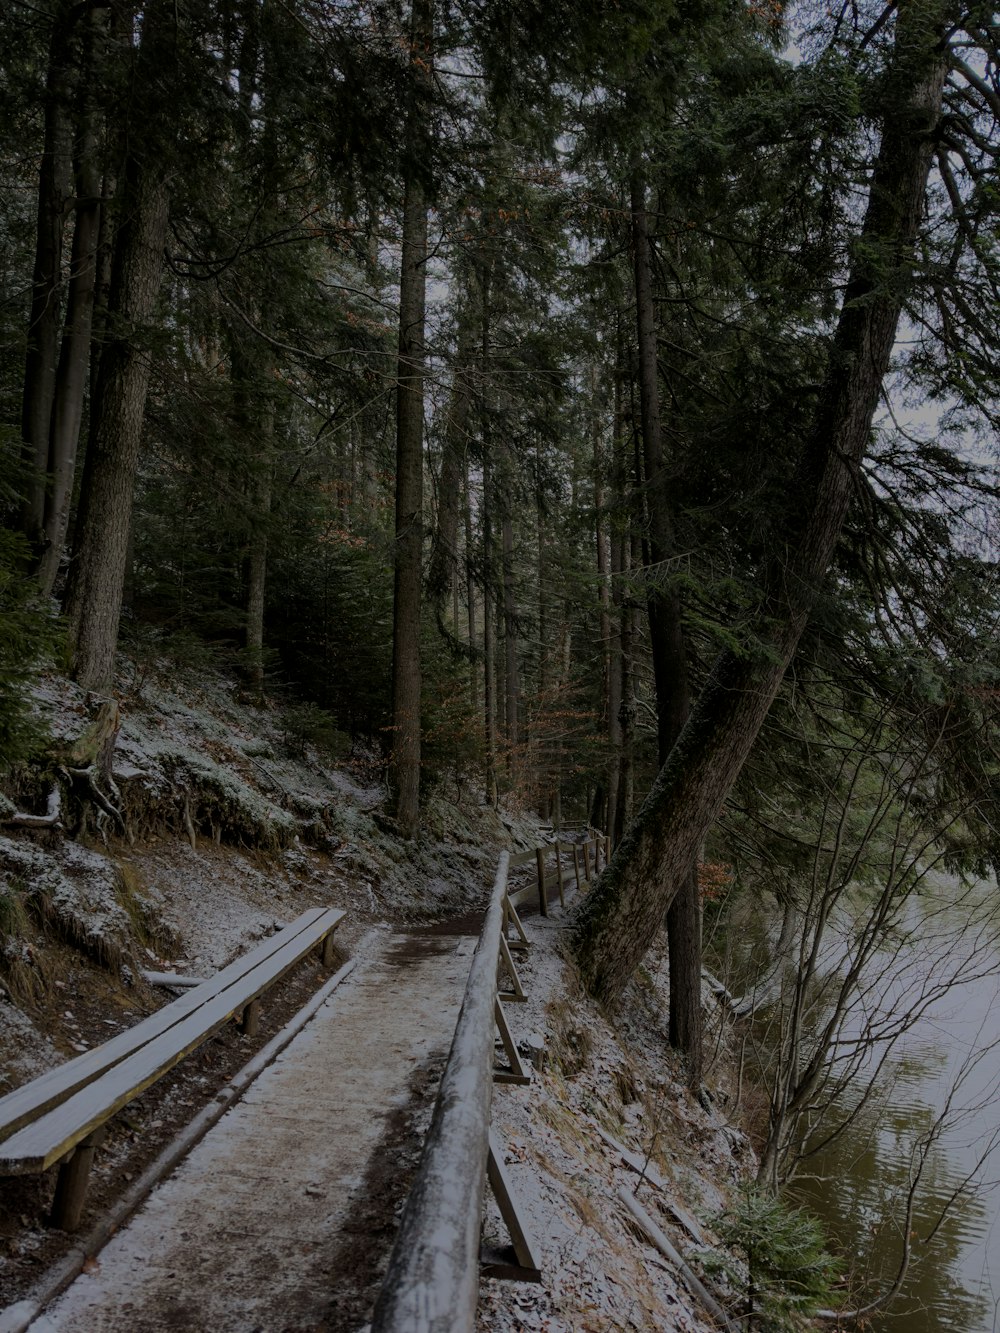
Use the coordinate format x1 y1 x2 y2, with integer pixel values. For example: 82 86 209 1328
0 908 344 1174
0 908 332 1145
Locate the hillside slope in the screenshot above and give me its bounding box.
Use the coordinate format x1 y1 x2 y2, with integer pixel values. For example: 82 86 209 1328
1 665 756 1330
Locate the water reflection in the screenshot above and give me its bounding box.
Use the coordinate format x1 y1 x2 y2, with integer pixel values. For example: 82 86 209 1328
714 874 1000 1332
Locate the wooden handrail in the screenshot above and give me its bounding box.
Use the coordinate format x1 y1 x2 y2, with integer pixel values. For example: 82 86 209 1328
508 831 612 918
370 852 511 1333
372 830 613 1329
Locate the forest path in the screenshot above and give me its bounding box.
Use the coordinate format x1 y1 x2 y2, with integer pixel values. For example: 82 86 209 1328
30 923 479 1333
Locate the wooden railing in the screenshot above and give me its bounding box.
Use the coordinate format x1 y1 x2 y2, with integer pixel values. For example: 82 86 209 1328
508 827 610 917
370 852 511 1331
371 829 611 1332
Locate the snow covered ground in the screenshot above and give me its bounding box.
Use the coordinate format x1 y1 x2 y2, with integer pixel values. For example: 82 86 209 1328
479 906 749 1333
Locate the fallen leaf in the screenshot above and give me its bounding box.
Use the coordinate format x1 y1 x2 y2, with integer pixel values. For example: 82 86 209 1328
82 1257 100 1275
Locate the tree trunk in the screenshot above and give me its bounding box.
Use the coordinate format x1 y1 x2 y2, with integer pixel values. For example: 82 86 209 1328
464 459 478 713
572 2 947 1005
21 0 78 546
615 544 638 846
38 3 107 598
427 318 473 615
483 464 498 806
65 159 170 691
388 0 433 836
632 170 702 1082
501 501 519 750
480 264 498 805
537 456 551 819
246 434 273 698
88 159 118 408
606 336 627 842
631 172 691 754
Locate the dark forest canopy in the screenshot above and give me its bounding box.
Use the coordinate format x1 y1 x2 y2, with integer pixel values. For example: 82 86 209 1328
3 0 1000 1083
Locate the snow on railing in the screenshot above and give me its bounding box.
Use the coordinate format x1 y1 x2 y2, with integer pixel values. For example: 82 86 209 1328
370 847 542 1333
371 828 611 1332
507 827 610 916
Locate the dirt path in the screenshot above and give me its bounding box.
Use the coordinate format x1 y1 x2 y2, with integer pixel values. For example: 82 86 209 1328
29 927 477 1333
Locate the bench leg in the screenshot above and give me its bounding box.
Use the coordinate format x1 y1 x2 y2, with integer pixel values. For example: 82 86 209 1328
240 997 261 1036
322 931 336 968
50 1128 105 1231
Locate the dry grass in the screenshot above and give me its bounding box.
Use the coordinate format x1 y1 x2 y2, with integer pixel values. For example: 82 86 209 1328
115 860 181 957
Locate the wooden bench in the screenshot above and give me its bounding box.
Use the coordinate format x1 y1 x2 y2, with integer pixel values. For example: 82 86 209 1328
0 905 344 1230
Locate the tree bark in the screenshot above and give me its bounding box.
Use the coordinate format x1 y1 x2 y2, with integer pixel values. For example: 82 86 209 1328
573 2 947 1005
38 2 107 597
594 369 619 842
501 498 520 750
464 458 478 713
483 463 498 806
537 452 551 819
615 535 639 846
606 334 627 842
65 154 170 691
21 0 78 546
246 428 273 697
480 264 498 805
427 317 473 616
88 158 118 409
389 0 433 836
631 172 691 753
631 169 702 1082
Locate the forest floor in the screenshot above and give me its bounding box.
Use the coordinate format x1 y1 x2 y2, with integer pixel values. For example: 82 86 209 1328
0 662 752 1331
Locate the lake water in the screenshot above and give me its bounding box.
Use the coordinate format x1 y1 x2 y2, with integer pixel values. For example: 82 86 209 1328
717 875 1000 1331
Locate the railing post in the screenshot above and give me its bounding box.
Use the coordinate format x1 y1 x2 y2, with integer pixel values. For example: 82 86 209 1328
554 841 565 907
535 847 548 917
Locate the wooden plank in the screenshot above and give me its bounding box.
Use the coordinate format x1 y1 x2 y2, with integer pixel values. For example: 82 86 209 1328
0 907 331 1144
573 843 582 892
503 895 529 951
619 1190 735 1331
486 1131 542 1278
506 882 536 912
140 971 207 989
0 908 345 1174
479 1246 542 1281
554 842 565 907
582 840 592 884
493 999 530 1086
508 849 537 869
595 1126 706 1245
497 934 526 1003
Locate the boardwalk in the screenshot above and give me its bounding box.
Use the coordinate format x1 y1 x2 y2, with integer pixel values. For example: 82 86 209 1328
31 928 476 1333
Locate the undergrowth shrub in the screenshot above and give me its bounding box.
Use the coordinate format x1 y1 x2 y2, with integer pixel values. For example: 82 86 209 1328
281 702 350 762
706 1184 842 1330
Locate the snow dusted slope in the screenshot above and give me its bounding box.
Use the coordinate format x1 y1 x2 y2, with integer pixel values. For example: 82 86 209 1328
480 909 751 1333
